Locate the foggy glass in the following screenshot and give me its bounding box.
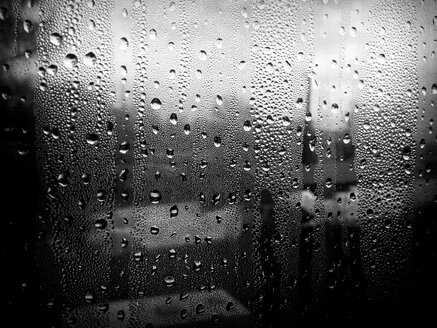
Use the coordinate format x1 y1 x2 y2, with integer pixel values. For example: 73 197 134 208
1 0 436 327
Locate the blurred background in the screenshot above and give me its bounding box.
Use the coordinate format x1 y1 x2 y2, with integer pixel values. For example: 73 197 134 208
1 0 436 327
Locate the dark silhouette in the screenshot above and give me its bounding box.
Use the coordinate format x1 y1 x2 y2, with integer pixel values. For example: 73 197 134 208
299 78 367 323
258 189 281 327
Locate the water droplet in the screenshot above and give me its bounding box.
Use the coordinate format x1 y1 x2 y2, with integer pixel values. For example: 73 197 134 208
216 95 223 106
0 7 8 20
150 226 159 235
119 37 129 49
184 124 190 135
94 219 107 230
149 28 157 40
47 64 58 75
215 38 223 48
169 205 179 218
295 98 303 109
98 303 109 313
243 120 252 131
116 310 125 321
283 60 292 73
85 291 94 303
214 136 222 147
198 50 207 61
49 33 63 46
377 53 386 64
1 86 11 100
151 98 162 110
86 0 95 8
331 103 339 113
196 304 205 314
133 251 143 261
84 52 97 67
86 133 98 145
166 148 174 158
343 134 351 144
164 275 175 287
23 20 32 33
64 54 78 70
305 112 312 122
282 116 291 126
119 141 130 154
180 309 188 319
88 19 96 30
170 113 178 125
97 190 106 202
149 190 162 204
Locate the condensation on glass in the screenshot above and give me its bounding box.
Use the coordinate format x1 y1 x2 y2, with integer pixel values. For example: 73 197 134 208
1 0 436 327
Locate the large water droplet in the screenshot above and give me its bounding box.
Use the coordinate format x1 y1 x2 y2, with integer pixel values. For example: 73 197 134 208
0 7 8 20
164 275 175 287
49 33 63 46
86 133 99 145
170 113 177 125
198 50 207 61
151 98 162 110
64 54 78 70
119 37 129 49
170 205 179 218
23 20 32 33
149 190 162 204
84 52 97 67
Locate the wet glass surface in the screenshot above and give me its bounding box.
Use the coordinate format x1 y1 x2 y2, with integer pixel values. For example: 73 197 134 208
1 0 437 327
